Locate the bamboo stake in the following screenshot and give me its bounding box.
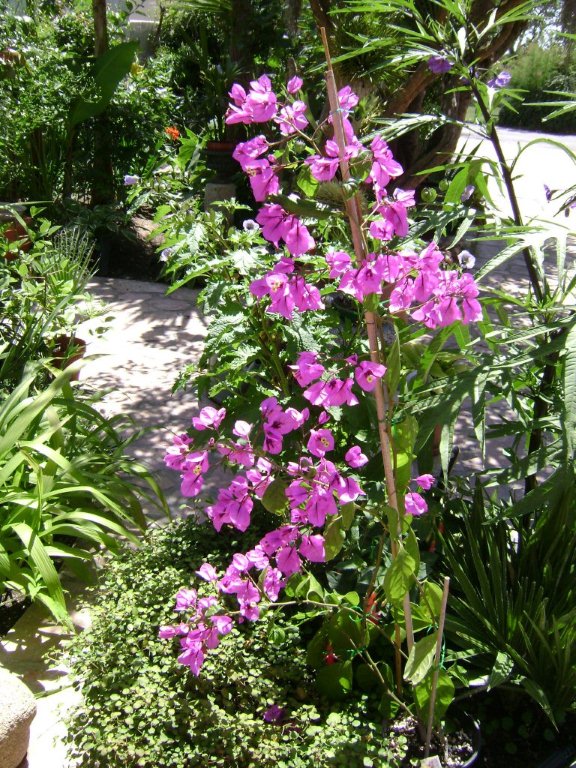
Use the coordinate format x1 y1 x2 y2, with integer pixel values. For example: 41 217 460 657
319 29 415 673
425 576 450 758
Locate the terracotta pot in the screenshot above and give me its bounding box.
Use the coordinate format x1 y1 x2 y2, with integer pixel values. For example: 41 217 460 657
52 335 87 380
1 212 33 255
205 141 238 181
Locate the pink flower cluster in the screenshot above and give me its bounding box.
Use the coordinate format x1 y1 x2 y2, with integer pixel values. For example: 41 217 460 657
286 455 364 527
158 587 233 676
260 396 309 454
232 135 278 201
405 473 435 516
289 350 387 409
250 256 323 319
327 243 481 328
160 512 329 675
224 74 481 331
256 204 315 255
226 75 278 124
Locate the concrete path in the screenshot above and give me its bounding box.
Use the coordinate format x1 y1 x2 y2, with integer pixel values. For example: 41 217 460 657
0 126 575 767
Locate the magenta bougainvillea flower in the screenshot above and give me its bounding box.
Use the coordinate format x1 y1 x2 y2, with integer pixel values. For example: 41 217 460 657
286 75 303 94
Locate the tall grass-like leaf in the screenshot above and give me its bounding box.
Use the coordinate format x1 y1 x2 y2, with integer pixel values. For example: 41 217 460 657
9 522 70 627
0 366 75 457
562 321 576 460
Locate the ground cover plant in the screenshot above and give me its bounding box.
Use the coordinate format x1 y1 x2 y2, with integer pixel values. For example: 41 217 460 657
65 515 430 768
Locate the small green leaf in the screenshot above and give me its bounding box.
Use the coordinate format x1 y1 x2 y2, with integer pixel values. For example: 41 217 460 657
404 632 438 685
324 515 345 560
383 545 417 604
413 668 455 724
261 478 288 514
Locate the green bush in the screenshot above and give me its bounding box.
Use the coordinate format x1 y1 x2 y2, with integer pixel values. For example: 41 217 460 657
0 5 179 202
64 516 417 768
498 43 576 133
0 365 165 624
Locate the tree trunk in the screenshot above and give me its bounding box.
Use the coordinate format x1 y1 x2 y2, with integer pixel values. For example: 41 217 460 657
308 0 528 189
90 0 114 206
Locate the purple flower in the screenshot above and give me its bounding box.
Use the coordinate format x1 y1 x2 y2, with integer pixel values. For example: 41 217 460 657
196 563 218 582
276 544 302 576
192 406 226 431
414 473 435 490
428 56 453 74
338 85 359 112
299 534 326 563
405 491 428 516
174 587 197 611
263 704 286 724
123 174 140 186
345 445 368 468
307 428 335 458
287 75 303 94
263 567 284 601
243 218 259 232
354 361 387 392
457 250 476 270
487 71 511 89
276 100 308 135
289 351 325 387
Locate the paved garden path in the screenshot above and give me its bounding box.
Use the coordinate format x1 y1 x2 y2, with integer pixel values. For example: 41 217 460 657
0 127 575 767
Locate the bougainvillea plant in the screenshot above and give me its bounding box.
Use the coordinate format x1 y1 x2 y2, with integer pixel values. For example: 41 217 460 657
161 34 482 746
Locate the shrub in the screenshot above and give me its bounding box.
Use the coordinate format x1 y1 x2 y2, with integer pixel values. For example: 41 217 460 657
498 43 576 133
64 516 416 768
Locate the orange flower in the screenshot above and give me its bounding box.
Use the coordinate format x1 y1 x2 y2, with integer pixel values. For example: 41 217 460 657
165 126 180 141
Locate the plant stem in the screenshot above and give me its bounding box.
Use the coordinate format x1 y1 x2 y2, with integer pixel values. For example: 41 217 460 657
424 576 450 758
320 26 414 688
469 81 544 303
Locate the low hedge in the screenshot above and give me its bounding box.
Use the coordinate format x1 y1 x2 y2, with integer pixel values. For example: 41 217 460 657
64 515 416 768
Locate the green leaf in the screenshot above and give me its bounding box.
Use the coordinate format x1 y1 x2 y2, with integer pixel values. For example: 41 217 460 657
421 581 443 623
270 194 335 220
562 321 576 459
444 168 468 206
488 651 514 690
286 572 324 603
413 668 455 724
268 626 286 646
69 42 139 127
520 678 556 727
404 527 421 578
340 502 356 530
297 167 319 197
324 514 346 560
261 478 288 514
383 545 416 604
315 660 353 700
10 522 71 626
404 632 438 685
